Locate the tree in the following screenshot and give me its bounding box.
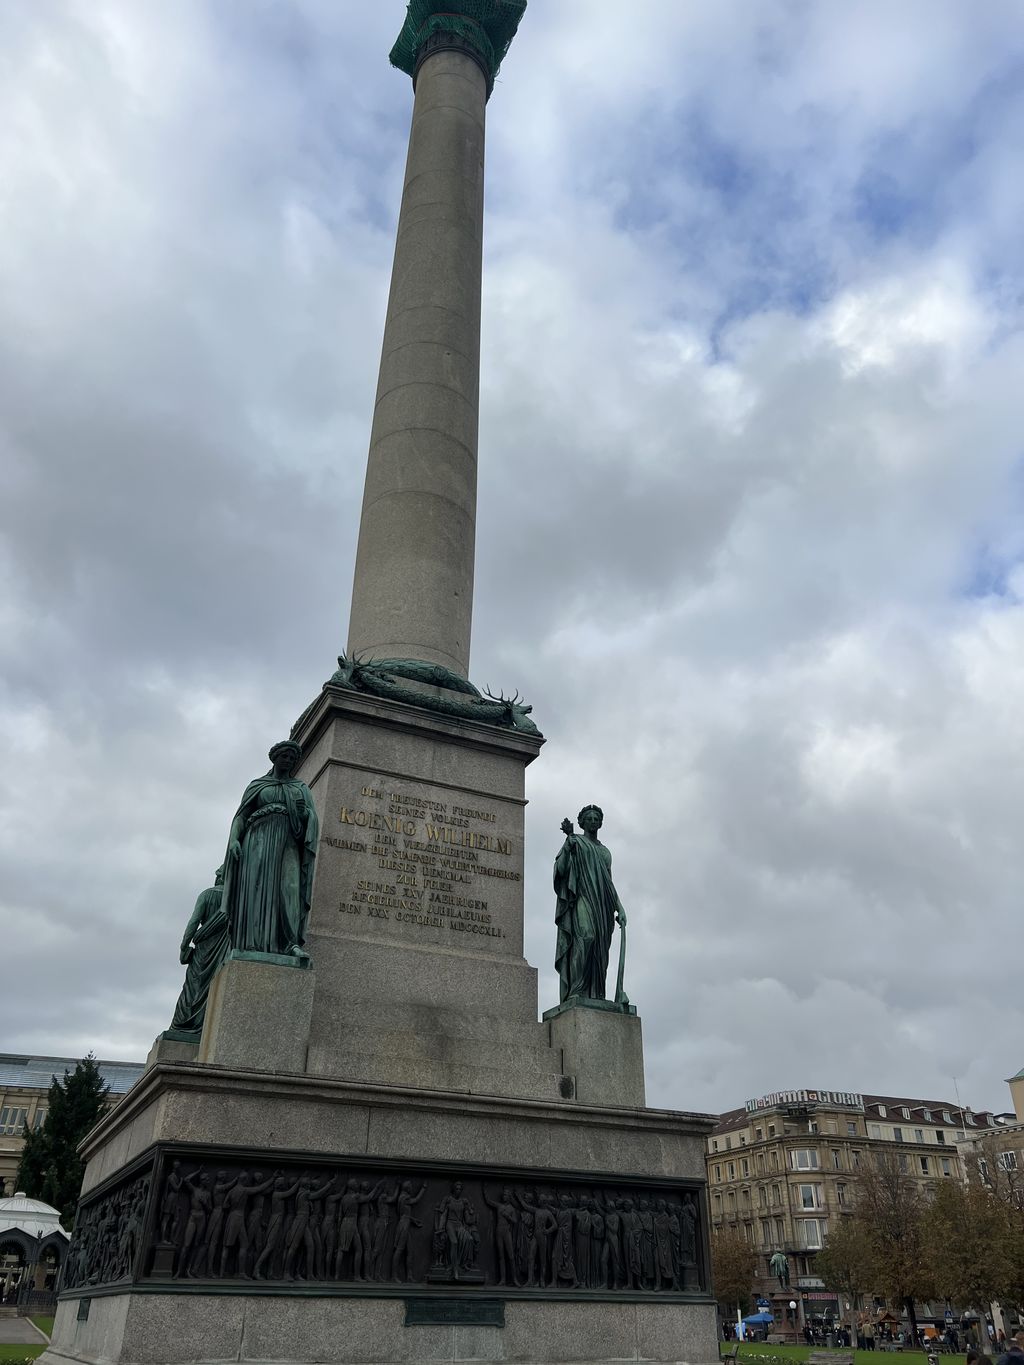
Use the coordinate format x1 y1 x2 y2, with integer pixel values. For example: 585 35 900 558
921 1177 1019 1325
847 1152 934 1341
711 1226 759 1321
816 1215 876 1342
17 1055 110 1228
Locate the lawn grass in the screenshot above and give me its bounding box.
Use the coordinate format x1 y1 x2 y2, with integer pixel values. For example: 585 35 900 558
721 1346 967 1365
29 1318 53 1339
0 1346 46 1362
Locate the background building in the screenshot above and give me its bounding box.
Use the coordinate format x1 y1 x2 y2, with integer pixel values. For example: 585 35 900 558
0 1054 144 1194
706 1087 1005 1327
0 1190 69 1311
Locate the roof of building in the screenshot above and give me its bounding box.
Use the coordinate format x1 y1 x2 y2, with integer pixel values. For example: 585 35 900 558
0 1053 144 1096
0 1191 69 1241
710 1089 1000 1136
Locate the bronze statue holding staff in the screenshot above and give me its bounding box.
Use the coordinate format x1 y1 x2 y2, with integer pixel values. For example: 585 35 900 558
553 804 629 1009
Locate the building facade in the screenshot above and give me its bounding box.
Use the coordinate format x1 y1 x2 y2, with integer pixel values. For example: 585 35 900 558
706 1087 1004 1327
0 1055 145 1194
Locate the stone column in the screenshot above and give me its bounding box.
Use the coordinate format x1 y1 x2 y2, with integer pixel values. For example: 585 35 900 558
346 37 489 677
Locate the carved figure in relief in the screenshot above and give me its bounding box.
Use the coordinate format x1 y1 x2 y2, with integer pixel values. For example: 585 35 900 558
121 1179 149 1280
176 1170 213 1278
532 1193 557 1288
513 1189 540 1287
391 1180 427 1282
221 740 319 959
554 807 629 1007
680 1195 699 1284
638 1197 656 1288
483 1185 520 1286
552 1194 577 1287
334 1178 382 1281
597 1191 624 1289
621 1198 643 1290
201 1170 238 1275
219 1171 276 1277
573 1195 593 1288
431 1182 481 1282
587 1196 608 1289
653 1199 674 1290
253 1172 302 1280
368 1182 399 1280
666 1200 682 1289
283 1174 335 1280
244 1170 269 1273
159 1160 184 1244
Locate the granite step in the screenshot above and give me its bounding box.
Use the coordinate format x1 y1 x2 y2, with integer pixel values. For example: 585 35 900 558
307 1046 574 1102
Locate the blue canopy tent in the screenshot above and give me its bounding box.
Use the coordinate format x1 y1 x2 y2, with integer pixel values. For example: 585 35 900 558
743 1313 775 1325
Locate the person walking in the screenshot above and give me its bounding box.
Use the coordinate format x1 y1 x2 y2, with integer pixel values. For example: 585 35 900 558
996 1329 1024 1365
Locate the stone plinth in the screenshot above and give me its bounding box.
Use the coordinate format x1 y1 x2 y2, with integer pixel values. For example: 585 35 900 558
291 683 571 1102
544 1001 646 1109
145 1036 198 1069
44 1061 718 1365
197 957 314 1074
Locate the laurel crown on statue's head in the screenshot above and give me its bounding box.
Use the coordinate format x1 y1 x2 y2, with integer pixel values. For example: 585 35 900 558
577 804 603 826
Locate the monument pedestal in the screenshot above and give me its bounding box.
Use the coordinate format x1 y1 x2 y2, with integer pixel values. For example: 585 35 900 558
197 955 314 1073
544 1002 646 1108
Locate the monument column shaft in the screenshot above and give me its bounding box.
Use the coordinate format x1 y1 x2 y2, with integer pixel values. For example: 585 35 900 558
347 47 487 677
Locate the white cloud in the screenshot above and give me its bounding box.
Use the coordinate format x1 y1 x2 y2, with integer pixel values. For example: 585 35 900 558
3 0 1024 1123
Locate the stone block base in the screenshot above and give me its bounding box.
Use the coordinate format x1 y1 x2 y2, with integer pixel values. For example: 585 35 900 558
544 1003 645 1108
44 1292 719 1365
145 1036 198 1069
198 957 314 1073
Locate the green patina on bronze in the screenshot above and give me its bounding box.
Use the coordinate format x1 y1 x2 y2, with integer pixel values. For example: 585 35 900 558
221 740 319 962
164 867 229 1043
389 0 527 85
330 655 540 734
554 806 631 1011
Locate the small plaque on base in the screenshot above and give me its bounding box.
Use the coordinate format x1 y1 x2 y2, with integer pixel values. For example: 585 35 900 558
405 1299 504 1327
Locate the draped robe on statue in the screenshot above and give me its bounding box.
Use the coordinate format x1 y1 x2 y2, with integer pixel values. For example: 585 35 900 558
553 833 622 1003
168 881 228 1037
221 772 319 956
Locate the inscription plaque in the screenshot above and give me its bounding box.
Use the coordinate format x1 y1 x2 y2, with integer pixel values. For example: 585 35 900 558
405 1298 505 1327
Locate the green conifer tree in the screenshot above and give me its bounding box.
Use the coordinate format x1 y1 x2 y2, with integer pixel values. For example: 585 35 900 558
16 1055 110 1228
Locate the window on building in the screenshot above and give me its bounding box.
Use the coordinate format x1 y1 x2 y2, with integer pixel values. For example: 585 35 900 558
837 1183 847 1206
755 1127 763 1141
798 1218 827 1250
914 1129 924 1143
799 1184 824 1210
744 1222 753 1244
936 1131 946 1145
772 1184 781 1206
32 1108 47 1131
758 1186 767 1209
0 1107 28 1136
809 1120 819 1134
712 1140 719 1152
760 1218 771 1246
770 1151 779 1171
742 1158 750 1177
715 1165 722 1182
902 1107 911 1119
728 1162 736 1179
757 1154 765 1173
714 1193 722 1215
726 1136 733 1150
852 1150 861 1168
868 1124 881 1139
966 1113 976 1126
979 1158 989 1183
847 1121 858 1136
791 1149 820 1170
768 1124 776 1137
999 1152 1018 1171
832 1150 842 1170
775 1217 785 1242
740 1135 747 1146
923 1109 932 1122
893 1127 904 1142
728 1192 737 1210
920 1156 930 1175
942 1110 952 1123
941 1158 952 1177
898 1154 909 1173
878 1105 887 1117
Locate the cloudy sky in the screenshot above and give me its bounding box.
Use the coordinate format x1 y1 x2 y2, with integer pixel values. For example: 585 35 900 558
3 0 1024 1119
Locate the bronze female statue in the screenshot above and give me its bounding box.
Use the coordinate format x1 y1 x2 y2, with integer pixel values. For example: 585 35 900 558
165 867 228 1040
221 740 319 960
